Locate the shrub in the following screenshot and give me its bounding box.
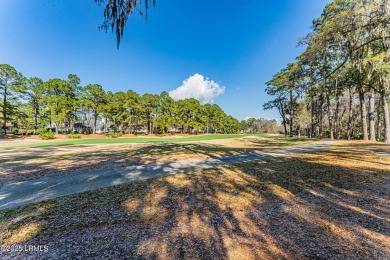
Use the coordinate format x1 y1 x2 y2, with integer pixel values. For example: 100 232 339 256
322 129 331 138
39 128 55 140
39 132 55 140
39 128 48 134
67 133 81 139
353 132 363 140
19 129 33 135
82 128 92 134
109 132 122 138
12 128 19 135
46 128 56 133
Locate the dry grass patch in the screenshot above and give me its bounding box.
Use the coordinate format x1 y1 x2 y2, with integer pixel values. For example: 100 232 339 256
0 141 389 259
199 135 314 150
0 136 313 184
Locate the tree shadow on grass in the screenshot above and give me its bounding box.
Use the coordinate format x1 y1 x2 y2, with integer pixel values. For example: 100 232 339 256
0 143 247 184
1 144 389 259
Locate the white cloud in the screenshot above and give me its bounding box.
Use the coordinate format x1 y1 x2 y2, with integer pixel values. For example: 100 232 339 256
169 74 225 104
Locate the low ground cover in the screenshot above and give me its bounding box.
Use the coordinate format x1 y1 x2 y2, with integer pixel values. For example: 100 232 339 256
0 141 389 259
0 135 312 184
0 134 265 149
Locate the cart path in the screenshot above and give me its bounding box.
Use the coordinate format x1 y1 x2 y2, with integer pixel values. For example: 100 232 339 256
0 141 334 210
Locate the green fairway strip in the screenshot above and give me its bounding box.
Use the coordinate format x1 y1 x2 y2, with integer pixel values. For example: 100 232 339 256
10 134 265 148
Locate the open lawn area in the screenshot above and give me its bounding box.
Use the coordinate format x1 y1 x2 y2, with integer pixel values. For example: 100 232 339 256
0 138 389 259
0 134 313 184
0 134 267 149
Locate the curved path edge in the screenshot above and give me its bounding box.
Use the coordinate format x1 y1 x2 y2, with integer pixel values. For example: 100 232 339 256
0 141 334 210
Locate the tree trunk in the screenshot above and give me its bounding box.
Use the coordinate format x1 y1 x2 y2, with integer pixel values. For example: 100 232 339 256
376 96 382 141
338 107 346 140
33 101 38 135
283 120 287 137
381 91 390 144
34 115 38 135
334 93 340 139
67 118 71 134
311 97 316 138
368 91 375 141
347 86 353 140
278 102 287 137
281 107 287 136
2 88 7 134
55 101 59 134
319 93 324 139
93 113 97 134
359 91 368 140
326 92 334 139
289 89 293 137
351 115 356 138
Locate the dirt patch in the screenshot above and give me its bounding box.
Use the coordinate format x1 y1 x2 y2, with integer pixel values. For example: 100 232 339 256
198 135 314 150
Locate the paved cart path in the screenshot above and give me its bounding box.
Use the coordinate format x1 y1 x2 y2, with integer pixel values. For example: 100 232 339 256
0 141 333 210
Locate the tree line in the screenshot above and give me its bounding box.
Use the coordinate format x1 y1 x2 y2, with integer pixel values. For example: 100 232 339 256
265 0 390 143
240 118 280 134
0 64 243 135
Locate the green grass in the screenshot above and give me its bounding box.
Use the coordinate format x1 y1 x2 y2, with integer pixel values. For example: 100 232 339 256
9 134 265 149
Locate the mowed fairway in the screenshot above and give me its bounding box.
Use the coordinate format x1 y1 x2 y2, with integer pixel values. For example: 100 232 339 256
0 135 389 259
0 134 265 149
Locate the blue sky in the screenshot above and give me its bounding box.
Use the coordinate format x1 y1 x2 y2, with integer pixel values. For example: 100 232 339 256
0 0 330 121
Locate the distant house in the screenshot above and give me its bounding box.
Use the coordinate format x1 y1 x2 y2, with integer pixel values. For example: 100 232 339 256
1 122 14 133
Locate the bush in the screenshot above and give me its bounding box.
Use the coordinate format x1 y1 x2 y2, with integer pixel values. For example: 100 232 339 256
109 132 122 138
82 128 92 134
353 132 363 140
39 128 55 140
12 128 19 135
39 128 48 134
322 129 331 138
18 129 33 135
67 133 81 139
47 127 56 133
39 132 55 140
